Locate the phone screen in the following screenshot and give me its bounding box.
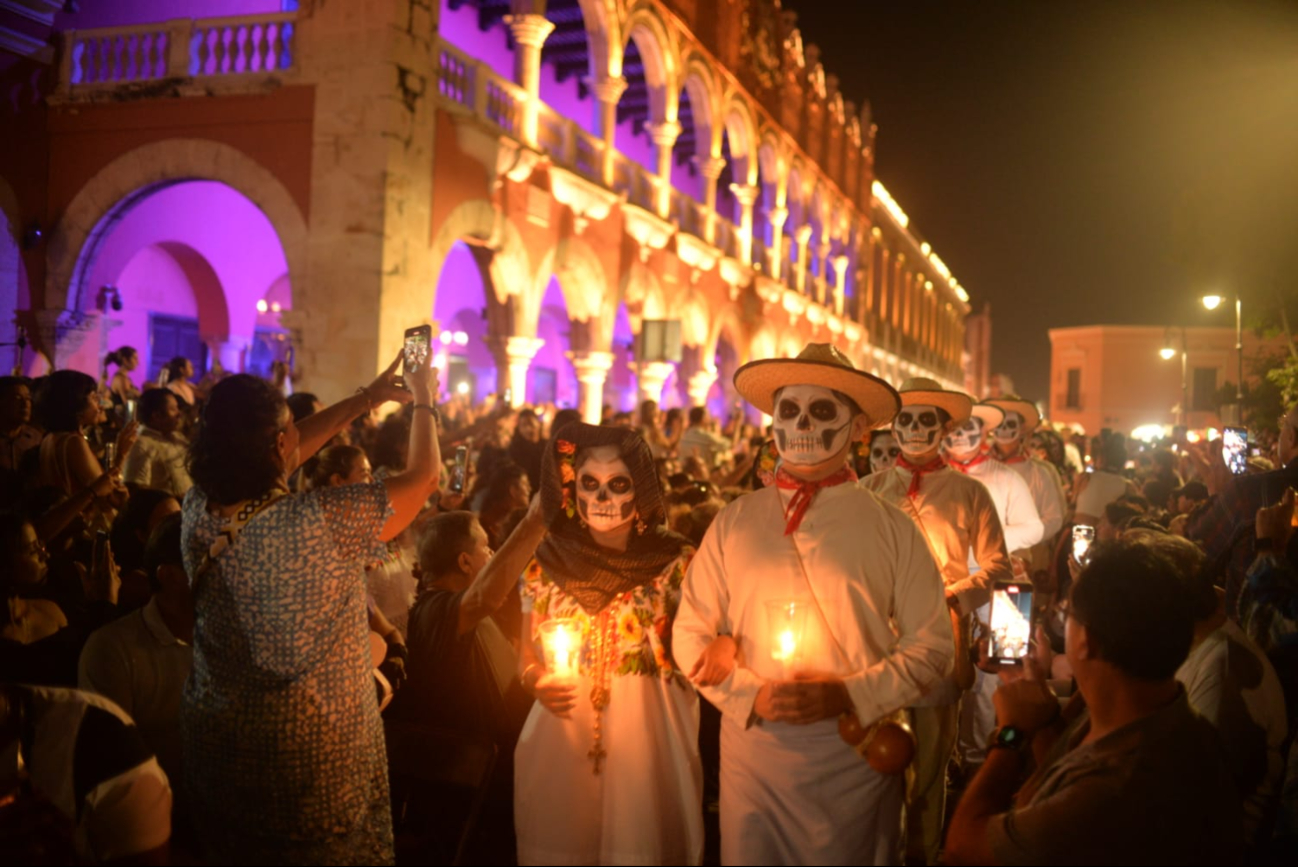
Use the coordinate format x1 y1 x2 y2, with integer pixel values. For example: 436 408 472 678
1071 524 1095 566
450 445 468 493
124 399 137 424
403 326 432 376
1223 426 1248 476
990 582 1034 663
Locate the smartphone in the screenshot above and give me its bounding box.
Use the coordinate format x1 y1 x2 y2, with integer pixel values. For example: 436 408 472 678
103 442 116 469
1071 525 1095 566
450 445 468 493
123 398 137 424
402 325 433 377
989 580 1035 664
1223 426 1248 476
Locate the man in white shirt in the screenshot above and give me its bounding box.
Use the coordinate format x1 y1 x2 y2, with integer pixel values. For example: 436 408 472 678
79 513 192 789
122 389 192 497
860 378 1013 864
678 406 732 469
674 344 954 865
985 396 1066 569
943 402 1047 770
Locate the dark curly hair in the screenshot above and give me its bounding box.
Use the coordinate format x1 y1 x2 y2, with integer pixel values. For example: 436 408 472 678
35 370 98 432
188 374 287 505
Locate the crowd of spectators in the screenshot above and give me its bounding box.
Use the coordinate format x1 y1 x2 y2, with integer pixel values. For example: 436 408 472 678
3 345 1297 865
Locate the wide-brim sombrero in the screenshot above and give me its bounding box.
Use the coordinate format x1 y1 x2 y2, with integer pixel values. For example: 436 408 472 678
734 343 901 429
897 378 972 425
971 403 1005 429
984 395 1040 433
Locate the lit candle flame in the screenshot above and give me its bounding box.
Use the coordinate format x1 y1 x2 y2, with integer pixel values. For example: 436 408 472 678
546 621 577 678
777 628 797 661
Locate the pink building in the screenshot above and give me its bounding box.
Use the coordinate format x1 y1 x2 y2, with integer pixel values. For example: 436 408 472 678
1048 324 1290 436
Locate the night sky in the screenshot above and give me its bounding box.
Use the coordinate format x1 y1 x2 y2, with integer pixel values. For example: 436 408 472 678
784 0 1298 400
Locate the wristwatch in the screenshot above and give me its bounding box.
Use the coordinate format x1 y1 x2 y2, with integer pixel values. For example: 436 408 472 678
989 725 1030 752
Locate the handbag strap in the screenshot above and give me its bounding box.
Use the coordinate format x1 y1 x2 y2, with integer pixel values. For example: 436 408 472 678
191 486 288 601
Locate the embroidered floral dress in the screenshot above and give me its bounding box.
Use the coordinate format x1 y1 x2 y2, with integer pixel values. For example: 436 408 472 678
514 550 703 866
180 482 395 866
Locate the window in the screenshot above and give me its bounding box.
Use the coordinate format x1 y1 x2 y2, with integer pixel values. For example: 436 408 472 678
1065 368 1081 409
1192 367 1218 412
148 315 207 383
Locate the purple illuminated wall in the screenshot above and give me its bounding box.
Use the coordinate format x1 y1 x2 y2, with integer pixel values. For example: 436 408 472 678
65 181 290 384
605 305 636 412
0 202 31 373
432 241 496 403
532 277 577 408
439 0 515 81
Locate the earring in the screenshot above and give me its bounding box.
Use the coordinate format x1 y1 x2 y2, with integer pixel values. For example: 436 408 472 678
635 517 647 535
578 516 588 528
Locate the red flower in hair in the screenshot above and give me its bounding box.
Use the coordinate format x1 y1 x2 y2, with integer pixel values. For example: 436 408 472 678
557 440 576 455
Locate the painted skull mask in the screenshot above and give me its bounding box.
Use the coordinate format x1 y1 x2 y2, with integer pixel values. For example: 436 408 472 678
870 432 902 474
575 444 636 532
894 404 945 458
993 410 1025 445
943 417 986 460
772 385 855 466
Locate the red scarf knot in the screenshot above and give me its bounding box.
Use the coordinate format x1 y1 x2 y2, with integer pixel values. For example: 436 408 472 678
947 448 991 474
1000 452 1030 465
896 455 947 499
775 465 858 535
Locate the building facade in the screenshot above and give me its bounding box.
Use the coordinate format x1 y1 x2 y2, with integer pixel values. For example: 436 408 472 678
1 0 977 421
1048 324 1290 436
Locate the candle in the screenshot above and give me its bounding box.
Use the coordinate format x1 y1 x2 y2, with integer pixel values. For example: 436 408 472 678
765 599 808 671
540 618 581 679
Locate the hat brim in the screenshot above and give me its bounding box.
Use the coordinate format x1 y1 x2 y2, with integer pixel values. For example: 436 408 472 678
901 390 973 425
734 358 901 428
985 398 1040 432
971 404 1005 429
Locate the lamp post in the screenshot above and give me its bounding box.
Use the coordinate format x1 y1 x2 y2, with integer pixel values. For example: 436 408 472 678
1160 326 1188 428
1201 294 1243 405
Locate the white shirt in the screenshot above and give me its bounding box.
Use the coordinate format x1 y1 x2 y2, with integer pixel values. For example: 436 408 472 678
78 597 193 785
674 481 954 728
950 453 1045 557
1176 618 1288 843
122 427 193 497
679 426 732 469
861 464 1013 613
1001 455 1066 541
1074 469 1130 521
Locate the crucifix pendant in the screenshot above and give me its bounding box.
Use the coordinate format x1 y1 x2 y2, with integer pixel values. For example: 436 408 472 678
588 743 606 774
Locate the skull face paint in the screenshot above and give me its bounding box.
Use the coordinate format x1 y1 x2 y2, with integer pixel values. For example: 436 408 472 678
993 411 1024 445
870 432 902 474
772 385 855 466
943 417 985 461
894 404 944 458
575 445 636 532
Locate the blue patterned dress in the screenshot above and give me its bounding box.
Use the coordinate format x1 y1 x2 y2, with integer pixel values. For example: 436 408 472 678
180 482 395 865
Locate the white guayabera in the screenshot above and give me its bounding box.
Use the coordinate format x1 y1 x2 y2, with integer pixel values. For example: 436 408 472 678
576 445 636 532
772 384 855 466
894 404 943 457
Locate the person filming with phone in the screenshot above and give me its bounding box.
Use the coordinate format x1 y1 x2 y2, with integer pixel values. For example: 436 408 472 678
180 343 440 865
945 538 1245 865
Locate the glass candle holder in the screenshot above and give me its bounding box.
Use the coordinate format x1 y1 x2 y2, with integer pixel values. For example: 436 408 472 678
539 617 582 680
765 599 808 673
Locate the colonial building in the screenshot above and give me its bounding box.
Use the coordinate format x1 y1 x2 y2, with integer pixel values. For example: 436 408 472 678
1 0 977 422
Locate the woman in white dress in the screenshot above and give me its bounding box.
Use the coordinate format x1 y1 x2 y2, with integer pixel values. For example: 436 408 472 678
515 423 702 866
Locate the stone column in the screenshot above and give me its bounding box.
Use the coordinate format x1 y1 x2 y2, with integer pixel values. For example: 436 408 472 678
832 255 849 317
646 121 682 218
694 155 727 244
729 183 759 263
876 246 891 323
794 224 813 295
686 367 718 409
636 360 676 406
815 237 832 305
489 335 545 407
767 204 788 279
892 254 906 328
502 14 555 149
567 350 614 424
593 77 628 187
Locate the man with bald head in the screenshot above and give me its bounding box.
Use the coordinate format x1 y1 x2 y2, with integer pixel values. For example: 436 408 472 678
1190 403 1298 618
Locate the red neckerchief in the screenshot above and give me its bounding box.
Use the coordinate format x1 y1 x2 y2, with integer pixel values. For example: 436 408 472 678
775 465 858 535
896 455 947 498
947 448 992 474
1000 452 1030 465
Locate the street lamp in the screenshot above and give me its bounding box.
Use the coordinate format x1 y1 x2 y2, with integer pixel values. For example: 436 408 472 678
1201 293 1243 405
1160 327 1188 428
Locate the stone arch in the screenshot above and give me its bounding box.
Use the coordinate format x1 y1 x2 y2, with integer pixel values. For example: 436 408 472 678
703 302 748 371
429 198 531 309
583 0 621 79
49 139 307 321
620 260 667 334
622 4 678 124
680 54 720 155
531 235 611 343
720 92 759 186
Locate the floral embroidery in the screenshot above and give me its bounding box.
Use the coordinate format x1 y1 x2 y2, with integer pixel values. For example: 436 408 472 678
617 609 644 645
557 439 578 517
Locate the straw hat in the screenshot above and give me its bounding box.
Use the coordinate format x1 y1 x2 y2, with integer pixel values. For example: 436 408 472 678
983 395 1040 432
970 403 1005 430
734 343 901 428
896 377 972 425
